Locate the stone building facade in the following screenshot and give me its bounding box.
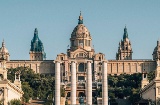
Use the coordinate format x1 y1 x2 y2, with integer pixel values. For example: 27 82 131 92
140 62 160 104
0 58 23 105
0 12 159 104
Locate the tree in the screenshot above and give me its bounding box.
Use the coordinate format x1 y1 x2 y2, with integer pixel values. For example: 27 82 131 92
22 82 33 103
61 86 65 97
9 99 22 105
148 70 155 82
107 73 142 104
7 67 55 104
65 100 68 105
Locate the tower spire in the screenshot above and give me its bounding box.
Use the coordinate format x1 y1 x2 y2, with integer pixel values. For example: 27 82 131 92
30 28 46 60
34 28 38 37
116 26 132 60
123 25 128 39
78 11 83 24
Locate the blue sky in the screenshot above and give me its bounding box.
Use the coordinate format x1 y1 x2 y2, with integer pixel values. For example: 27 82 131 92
0 1 160 60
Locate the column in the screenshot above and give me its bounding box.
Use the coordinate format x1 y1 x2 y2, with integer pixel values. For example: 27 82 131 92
4 87 8 105
102 61 108 105
55 61 60 105
71 61 76 104
94 61 97 82
87 61 92 105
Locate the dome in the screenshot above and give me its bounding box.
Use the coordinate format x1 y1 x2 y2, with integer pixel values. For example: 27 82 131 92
71 24 91 38
0 47 9 54
0 40 9 54
71 12 91 39
69 12 93 52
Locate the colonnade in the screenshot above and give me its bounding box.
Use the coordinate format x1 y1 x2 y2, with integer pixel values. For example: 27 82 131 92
54 60 108 105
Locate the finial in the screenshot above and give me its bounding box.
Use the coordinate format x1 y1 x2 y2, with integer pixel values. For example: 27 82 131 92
157 39 160 46
35 28 38 32
34 28 38 36
124 25 127 29
2 39 5 47
78 11 83 24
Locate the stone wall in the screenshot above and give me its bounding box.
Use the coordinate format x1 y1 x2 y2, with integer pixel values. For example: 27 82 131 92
108 60 156 74
5 59 157 75
6 60 55 74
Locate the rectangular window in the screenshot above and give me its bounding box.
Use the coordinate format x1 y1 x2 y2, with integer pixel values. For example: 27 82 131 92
85 40 87 46
79 53 83 57
78 76 84 80
88 40 90 46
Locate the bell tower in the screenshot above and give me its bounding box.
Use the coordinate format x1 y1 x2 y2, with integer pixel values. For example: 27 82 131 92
14 71 21 89
29 28 46 60
116 26 133 60
141 70 149 89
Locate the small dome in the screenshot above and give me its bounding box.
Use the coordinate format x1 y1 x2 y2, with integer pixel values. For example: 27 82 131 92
0 40 9 54
71 24 91 38
0 47 9 54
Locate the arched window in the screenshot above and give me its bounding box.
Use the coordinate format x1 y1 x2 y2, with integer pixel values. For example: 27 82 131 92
78 63 85 72
144 74 146 78
79 40 83 46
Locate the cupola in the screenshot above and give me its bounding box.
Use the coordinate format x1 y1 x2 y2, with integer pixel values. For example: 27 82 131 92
70 12 92 51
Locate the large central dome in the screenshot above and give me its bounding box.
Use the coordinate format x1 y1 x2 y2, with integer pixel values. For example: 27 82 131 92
71 24 91 38
70 12 92 51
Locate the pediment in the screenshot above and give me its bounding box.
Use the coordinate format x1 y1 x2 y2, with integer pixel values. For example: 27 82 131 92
70 48 89 58
73 47 88 53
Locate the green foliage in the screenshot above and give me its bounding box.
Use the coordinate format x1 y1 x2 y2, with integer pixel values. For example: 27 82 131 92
148 70 155 82
7 67 55 104
61 86 65 97
9 99 22 105
107 73 142 104
22 82 33 103
65 100 68 105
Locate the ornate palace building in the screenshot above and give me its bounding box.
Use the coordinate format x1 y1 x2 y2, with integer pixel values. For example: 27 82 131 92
0 13 159 104
2 14 157 75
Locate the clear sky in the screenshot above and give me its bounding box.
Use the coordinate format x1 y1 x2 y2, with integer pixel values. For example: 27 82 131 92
0 1 160 60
